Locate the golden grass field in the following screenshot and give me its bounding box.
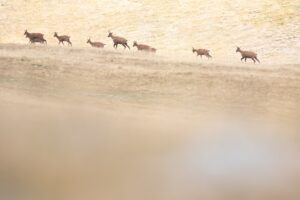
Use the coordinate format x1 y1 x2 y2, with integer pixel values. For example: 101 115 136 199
0 44 299 200
0 43 299 118
1 0 300 63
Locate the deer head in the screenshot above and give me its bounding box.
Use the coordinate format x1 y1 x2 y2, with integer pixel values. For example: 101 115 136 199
107 32 113 38
133 41 138 47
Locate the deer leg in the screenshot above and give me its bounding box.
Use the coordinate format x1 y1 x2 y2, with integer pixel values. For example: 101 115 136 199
255 57 260 63
125 43 130 49
122 44 126 49
241 57 244 62
252 58 256 64
68 40 72 46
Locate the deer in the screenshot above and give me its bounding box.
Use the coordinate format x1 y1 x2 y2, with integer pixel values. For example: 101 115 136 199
53 32 72 46
87 38 105 48
24 30 45 43
107 32 130 49
29 37 47 45
236 47 260 63
133 41 156 53
192 47 212 59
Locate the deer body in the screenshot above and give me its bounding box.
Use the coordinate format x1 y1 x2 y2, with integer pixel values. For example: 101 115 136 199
54 32 72 46
87 38 105 48
29 37 47 44
108 32 130 49
193 47 212 59
133 41 156 53
24 30 45 43
150 48 157 53
236 47 260 63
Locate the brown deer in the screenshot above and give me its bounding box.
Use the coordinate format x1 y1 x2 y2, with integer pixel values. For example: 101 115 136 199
236 47 260 63
192 47 212 59
24 30 45 43
107 32 130 49
29 37 47 45
54 32 72 46
133 41 156 53
87 38 105 48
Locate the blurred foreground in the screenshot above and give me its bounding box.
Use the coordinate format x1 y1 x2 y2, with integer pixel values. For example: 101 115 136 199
0 44 299 200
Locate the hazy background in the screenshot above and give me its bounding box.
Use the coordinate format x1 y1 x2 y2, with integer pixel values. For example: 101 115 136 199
0 0 300 63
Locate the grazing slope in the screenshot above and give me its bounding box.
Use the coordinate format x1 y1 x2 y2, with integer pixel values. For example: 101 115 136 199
0 44 299 118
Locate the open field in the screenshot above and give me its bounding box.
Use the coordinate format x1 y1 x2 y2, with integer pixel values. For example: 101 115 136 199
0 44 300 200
0 44 299 118
1 1 300 199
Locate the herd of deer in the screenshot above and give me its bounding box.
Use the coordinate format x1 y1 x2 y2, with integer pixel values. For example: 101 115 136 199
24 30 260 63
